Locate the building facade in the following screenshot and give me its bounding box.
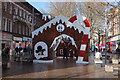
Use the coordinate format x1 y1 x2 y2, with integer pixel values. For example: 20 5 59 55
0 1 43 55
107 7 120 52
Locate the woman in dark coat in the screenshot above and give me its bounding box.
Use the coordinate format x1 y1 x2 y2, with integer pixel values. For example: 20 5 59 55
116 43 120 59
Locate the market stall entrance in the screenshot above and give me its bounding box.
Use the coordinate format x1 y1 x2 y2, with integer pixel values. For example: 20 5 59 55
51 34 78 59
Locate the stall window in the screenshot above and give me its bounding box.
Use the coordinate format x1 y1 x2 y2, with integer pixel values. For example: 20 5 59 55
60 49 63 55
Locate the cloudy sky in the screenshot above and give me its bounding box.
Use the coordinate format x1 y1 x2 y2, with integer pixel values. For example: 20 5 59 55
26 0 119 14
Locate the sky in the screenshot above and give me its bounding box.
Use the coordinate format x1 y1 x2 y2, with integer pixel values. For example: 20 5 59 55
26 0 120 14
25 1 50 13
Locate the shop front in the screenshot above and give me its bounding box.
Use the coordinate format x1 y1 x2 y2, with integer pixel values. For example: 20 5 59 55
1 33 13 55
23 37 32 48
13 36 23 48
2 33 12 49
107 35 120 52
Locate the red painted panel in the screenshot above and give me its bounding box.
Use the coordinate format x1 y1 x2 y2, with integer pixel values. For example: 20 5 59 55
79 50 85 57
81 35 88 44
68 15 77 23
83 19 90 27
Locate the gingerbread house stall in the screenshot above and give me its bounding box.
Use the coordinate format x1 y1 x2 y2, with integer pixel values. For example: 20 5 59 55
32 14 90 63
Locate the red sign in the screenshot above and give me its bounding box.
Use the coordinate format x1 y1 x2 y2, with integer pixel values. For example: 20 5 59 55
110 41 113 46
2 35 6 38
107 42 109 44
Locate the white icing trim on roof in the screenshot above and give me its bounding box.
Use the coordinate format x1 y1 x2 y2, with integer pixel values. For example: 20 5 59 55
42 15 51 21
32 15 90 38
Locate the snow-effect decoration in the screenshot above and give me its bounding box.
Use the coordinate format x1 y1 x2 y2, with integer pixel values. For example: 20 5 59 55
34 42 48 59
33 60 53 63
32 15 90 38
50 34 77 50
56 24 65 32
42 15 51 21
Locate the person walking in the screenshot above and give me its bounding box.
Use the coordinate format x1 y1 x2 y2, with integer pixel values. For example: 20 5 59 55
63 47 68 59
75 49 78 60
116 43 120 59
95 49 102 60
15 47 19 55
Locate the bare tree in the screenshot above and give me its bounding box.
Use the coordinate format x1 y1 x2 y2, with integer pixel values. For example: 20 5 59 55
48 2 106 39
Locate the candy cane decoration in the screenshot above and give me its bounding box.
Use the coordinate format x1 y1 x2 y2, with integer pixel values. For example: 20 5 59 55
68 15 90 63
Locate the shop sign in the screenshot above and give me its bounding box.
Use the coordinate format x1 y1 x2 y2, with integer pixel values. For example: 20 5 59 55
113 41 116 45
23 37 32 41
14 37 22 41
117 40 120 44
2 33 12 40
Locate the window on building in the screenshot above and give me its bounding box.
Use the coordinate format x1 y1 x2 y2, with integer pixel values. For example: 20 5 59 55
8 20 12 32
60 49 63 55
3 2 7 11
26 27 28 35
19 9 22 17
9 3 12 14
23 12 25 18
29 16 31 22
26 14 28 21
23 25 25 35
19 23 21 34
14 23 17 33
2 18 7 31
15 8 18 15
29 28 31 36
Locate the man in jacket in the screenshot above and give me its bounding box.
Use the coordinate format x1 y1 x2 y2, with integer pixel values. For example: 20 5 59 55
116 43 120 59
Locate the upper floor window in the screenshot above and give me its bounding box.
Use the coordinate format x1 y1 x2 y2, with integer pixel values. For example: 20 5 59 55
3 2 7 11
14 23 17 33
23 25 25 35
14 8 18 15
26 27 28 35
9 3 12 14
29 28 31 36
29 16 31 22
23 12 25 18
2 18 7 31
26 14 28 21
19 23 21 34
19 9 22 17
8 19 12 32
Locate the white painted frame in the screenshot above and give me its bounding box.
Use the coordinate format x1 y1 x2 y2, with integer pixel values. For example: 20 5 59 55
34 42 48 59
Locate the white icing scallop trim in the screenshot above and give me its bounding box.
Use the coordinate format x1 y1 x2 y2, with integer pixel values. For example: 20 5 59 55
32 15 90 38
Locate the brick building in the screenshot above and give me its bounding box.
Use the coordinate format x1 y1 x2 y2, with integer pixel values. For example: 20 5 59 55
0 1 43 55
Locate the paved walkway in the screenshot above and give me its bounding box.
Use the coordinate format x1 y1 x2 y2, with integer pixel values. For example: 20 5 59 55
2 58 118 78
